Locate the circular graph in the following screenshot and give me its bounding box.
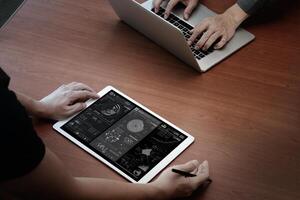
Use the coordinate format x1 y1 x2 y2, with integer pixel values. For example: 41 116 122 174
127 119 144 133
101 104 121 116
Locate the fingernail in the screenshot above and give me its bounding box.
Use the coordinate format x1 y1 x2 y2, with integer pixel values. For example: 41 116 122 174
187 41 191 45
164 14 168 19
184 13 189 20
195 46 199 50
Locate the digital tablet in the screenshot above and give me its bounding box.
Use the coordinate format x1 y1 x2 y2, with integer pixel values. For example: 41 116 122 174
53 86 194 183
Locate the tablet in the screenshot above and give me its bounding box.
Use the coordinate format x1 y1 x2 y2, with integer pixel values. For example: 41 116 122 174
53 86 194 183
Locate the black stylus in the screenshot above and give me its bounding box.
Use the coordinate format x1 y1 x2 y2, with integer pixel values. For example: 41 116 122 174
171 168 213 183
172 168 197 177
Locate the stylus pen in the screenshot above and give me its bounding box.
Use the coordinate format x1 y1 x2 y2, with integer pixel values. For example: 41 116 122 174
172 168 212 182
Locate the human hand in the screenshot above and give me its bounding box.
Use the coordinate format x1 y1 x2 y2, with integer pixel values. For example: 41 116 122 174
188 4 248 51
153 0 199 20
151 160 210 199
38 82 99 120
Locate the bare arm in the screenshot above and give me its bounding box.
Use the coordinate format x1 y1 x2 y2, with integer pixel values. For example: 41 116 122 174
15 82 99 120
0 148 209 200
0 148 159 200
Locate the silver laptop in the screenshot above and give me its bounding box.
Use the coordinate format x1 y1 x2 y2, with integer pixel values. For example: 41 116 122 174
109 0 255 72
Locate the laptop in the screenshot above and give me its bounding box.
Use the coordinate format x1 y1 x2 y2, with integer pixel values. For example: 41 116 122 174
0 0 25 31
108 0 255 72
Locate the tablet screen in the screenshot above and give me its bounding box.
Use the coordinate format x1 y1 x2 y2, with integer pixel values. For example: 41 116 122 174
61 90 187 181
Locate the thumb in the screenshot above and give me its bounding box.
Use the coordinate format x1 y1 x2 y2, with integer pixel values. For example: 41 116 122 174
184 0 198 20
174 160 200 172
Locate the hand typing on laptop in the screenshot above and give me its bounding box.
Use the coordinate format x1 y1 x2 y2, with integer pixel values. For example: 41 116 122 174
153 0 199 20
153 0 250 50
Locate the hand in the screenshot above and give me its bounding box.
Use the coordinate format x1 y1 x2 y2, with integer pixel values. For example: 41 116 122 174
188 4 248 51
151 160 210 199
153 0 199 20
38 82 99 120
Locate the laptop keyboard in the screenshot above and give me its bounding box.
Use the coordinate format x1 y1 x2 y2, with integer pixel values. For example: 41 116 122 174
152 7 214 60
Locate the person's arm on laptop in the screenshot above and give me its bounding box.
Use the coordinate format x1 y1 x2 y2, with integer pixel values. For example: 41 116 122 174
153 0 270 50
188 3 249 51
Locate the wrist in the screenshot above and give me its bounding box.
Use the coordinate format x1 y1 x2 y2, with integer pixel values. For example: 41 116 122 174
223 3 248 28
32 100 49 118
147 182 169 200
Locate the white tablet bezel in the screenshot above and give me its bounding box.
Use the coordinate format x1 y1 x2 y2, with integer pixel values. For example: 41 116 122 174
53 86 194 183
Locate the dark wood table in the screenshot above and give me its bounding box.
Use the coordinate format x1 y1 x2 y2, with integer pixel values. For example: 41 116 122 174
1 0 299 199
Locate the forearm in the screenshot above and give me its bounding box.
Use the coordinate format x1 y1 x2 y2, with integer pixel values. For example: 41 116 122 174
223 3 249 28
15 92 46 117
74 177 162 200
0 148 163 200
237 0 269 15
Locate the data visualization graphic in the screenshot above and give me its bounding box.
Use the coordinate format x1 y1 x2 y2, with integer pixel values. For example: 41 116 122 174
116 124 186 179
90 107 161 161
62 91 134 142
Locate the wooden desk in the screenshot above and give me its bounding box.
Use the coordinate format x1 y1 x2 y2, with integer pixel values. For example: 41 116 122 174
1 0 299 199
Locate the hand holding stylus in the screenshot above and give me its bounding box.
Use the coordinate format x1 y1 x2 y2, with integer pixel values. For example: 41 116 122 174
151 160 209 198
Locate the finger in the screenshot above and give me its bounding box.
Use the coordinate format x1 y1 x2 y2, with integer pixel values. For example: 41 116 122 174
70 82 97 93
191 160 210 186
214 35 227 49
188 22 208 45
67 102 86 115
153 0 164 13
183 0 198 20
173 160 200 173
197 160 209 175
69 90 99 104
164 0 179 19
195 30 214 50
202 31 221 51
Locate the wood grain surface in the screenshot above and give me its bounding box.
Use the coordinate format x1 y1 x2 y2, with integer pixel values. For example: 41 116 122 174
0 0 299 199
